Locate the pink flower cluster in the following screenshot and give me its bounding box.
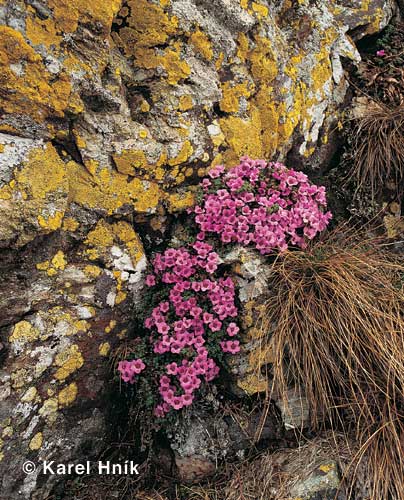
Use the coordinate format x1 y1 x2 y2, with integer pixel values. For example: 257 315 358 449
190 157 332 254
144 243 240 417
119 242 240 418
117 359 146 384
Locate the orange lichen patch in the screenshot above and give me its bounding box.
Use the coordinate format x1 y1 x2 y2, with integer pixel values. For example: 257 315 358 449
219 82 254 113
68 161 163 214
134 43 191 85
251 2 269 19
84 264 102 279
236 33 250 62
112 221 145 264
62 217 80 232
99 342 111 356
250 36 279 83
113 149 149 176
237 372 268 395
26 12 62 48
48 0 122 35
178 95 193 111
215 51 225 70
38 212 64 231
0 143 68 243
112 0 178 54
189 29 214 61
0 26 73 120
15 143 67 200
219 108 263 159
168 140 194 167
85 220 114 249
29 432 43 451
167 190 195 213
36 251 67 277
253 86 279 157
112 0 189 85
84 219 145 267
309 45 333 101
51 250 67 270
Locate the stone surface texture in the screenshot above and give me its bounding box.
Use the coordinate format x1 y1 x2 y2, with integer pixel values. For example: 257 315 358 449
0 0 397 498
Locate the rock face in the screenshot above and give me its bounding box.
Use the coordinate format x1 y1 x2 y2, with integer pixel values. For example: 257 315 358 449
163 403 280 483
0 0 397 498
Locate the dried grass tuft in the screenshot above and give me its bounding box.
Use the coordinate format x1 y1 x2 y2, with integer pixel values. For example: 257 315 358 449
258 224 404 499
349 103 404 198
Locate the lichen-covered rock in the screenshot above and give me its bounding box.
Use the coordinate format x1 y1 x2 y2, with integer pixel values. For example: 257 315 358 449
223 247 274 396
0 222 147 499
162 403 279 483
0 0 397 497
288 460 342 500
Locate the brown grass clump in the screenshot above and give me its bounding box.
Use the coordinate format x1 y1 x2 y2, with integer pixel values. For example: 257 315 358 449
349 103 404 198
258 225 404 499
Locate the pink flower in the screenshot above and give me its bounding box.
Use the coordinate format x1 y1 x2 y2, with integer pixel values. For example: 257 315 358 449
376 49 386 57
208 165 225 178
145 274 156 286
227 322 239 337
220 340 240 354
210 318 222 332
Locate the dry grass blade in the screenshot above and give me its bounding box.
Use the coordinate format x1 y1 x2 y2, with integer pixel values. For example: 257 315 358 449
258 225 404 499
349 103 404 198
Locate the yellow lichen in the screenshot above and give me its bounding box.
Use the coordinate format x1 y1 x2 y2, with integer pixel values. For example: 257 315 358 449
112 0 178 54
0 26 73 120
189 29 213 61
9 321 40 344
25 11 61 49
38 212 64 231
99 342 111 356
84 265 102 278
236 33 250 62
51 250 67 270
62 217 80 232
168 140 194 166
18 144 67 199
135 44 191 86
167 190 195 213
54 344 84 381
11 369 30 389
112 221 145 264
58 382 78 406
219 82 253 113
251 2 269 19
113 149 149 176
178 95 193 111
237 372 268 395
36 260 50 271
250 36 278 83
2 427 13 438
319 463 335 473
29 432 43 451
219 108 263 160
21 387 38 403
68 161 162 214
39 397 58 423
85 220 114 249
48 0 122 35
